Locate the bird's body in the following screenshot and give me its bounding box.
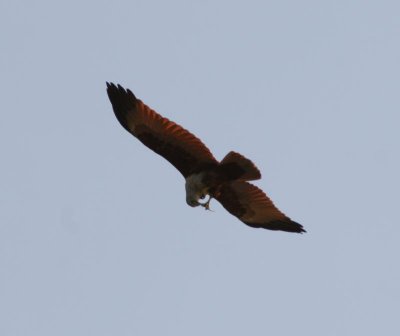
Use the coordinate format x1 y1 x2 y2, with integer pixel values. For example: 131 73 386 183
107 82 305 233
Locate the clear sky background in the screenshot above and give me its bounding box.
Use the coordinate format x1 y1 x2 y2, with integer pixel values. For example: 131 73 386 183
1 1 399 335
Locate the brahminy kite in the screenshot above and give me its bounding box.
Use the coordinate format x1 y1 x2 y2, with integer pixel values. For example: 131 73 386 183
107 83 305 233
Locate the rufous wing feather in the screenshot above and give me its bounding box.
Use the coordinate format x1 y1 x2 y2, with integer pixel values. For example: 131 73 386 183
107 83 218 177
215 181 305 233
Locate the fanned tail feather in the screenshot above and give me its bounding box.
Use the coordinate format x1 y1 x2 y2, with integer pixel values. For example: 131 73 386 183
218 151 261 181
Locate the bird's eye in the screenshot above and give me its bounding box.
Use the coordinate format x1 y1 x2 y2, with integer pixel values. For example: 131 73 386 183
200 194 205 199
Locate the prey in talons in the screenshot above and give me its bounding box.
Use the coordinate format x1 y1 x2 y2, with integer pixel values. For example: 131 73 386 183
199 195 213 211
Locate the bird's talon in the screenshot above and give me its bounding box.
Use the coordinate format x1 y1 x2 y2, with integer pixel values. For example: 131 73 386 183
201 198 213 211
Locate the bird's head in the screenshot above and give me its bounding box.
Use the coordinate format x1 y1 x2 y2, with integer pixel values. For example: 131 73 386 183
186 192 207 207
186 197 200 207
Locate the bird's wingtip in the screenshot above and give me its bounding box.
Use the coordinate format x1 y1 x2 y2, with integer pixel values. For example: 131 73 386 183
291 220 306 234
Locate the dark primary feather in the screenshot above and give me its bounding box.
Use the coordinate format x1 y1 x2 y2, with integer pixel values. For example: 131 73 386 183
106 82 218 177
214 181 305 233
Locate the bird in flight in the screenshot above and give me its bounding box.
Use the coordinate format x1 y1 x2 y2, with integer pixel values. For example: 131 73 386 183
107 83 305 233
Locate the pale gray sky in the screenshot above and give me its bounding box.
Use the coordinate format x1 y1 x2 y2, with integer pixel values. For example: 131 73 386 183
1 1 399 335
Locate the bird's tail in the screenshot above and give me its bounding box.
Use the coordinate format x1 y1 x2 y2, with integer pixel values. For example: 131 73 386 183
217 151 261 181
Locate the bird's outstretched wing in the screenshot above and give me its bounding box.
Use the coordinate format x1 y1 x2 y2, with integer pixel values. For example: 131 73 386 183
215 181 305 233
107 83 218 177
